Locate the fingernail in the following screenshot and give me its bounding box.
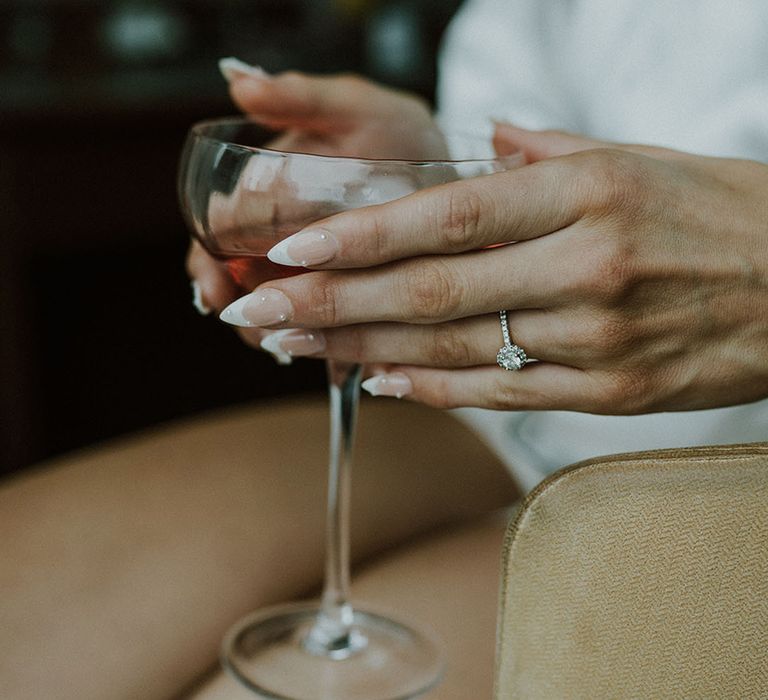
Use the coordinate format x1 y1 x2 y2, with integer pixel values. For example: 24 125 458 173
191 280 212 316
261 329 327 359
259 330 294 366
218 57 271 83
219 289 293 328
361 373 412 399
268 229 339 267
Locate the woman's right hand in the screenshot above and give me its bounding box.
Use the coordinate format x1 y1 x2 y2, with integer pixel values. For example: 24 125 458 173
187 61 438 335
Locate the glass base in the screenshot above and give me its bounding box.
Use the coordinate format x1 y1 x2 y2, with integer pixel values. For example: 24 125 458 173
221 601 444 700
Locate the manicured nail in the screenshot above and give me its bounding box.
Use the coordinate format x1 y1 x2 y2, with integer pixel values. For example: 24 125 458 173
268 229 339 267
191 280 211 316
218 57 270 82
261 329 327 359
361 373 413 399
259 330 294 366
219 289 293 328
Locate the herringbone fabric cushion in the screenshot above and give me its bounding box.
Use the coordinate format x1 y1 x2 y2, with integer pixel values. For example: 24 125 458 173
495 443 768 700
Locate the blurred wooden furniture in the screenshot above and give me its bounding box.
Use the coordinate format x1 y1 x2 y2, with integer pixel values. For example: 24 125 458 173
0 0 460 476
495 443 768 699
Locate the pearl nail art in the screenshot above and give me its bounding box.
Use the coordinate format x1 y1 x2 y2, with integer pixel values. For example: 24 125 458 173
219 289 293 328
191 280 212 316
361 373 413 399
268 229 338 267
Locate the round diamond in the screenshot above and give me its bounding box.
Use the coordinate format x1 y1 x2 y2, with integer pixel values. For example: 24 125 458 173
496 344 528 371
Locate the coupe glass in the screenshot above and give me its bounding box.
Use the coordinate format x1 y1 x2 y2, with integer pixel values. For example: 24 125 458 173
178 117 522 700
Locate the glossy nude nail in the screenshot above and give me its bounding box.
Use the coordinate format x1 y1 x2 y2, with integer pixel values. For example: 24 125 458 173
259 331 293 366
361 373 413 399
191 280 211 316
218 57 271 82
219 289 293 328
268 229 339 267
261 329 327 359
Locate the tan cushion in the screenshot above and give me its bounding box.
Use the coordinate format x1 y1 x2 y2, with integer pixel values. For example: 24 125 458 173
495 443 768 700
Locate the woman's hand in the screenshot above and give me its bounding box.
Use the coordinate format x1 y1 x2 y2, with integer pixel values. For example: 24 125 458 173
186 62 437 328
218 124 768 414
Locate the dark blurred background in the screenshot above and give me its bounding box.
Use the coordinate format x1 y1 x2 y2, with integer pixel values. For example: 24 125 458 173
0 0 462 476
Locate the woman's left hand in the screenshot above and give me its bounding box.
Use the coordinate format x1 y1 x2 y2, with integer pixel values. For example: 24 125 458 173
220 125 768 414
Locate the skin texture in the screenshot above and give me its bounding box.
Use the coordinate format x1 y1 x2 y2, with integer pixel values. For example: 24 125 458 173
183 512 511 700
192 70 768 416
0 399 517 700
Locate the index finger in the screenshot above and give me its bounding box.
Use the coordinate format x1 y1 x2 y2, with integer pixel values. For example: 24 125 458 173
265 152 597 270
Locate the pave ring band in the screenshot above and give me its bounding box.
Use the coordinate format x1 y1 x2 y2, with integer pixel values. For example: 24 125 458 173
496 310 529 371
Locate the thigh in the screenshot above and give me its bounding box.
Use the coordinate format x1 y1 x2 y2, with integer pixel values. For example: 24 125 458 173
1 398 517 700
183 511 512 700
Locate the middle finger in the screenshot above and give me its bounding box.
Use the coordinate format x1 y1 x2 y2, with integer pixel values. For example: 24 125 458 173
219 236 577 330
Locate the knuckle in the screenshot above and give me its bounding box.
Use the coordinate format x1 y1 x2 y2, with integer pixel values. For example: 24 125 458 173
427 324 474 367
327 326 367 362
306 273 342 326
576 234 639 303
439 186 486 250
588 312 636 358
398 259 464 321
600 369 652 414
581 149 652 215
361 208 391 261
421 377 460 410
488 380 523 411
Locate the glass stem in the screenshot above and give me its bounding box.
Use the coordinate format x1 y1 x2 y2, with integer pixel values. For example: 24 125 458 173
304 360 364 659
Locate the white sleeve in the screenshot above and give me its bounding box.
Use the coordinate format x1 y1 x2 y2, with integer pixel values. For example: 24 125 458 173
437 0 768 489
437 0 768 161
436 0 582 134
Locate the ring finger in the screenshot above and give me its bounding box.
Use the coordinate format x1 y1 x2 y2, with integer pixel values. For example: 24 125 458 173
259 309 592 369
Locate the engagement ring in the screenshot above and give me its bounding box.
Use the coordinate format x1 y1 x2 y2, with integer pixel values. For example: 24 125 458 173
496 310 529 371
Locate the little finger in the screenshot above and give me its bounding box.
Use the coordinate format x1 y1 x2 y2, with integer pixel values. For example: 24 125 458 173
359 363 608 412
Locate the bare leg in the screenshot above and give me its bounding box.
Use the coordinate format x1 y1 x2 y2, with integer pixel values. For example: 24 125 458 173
184 511 512 700
0 398 517 700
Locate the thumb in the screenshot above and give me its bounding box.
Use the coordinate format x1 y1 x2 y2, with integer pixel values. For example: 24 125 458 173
493 122 607 163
